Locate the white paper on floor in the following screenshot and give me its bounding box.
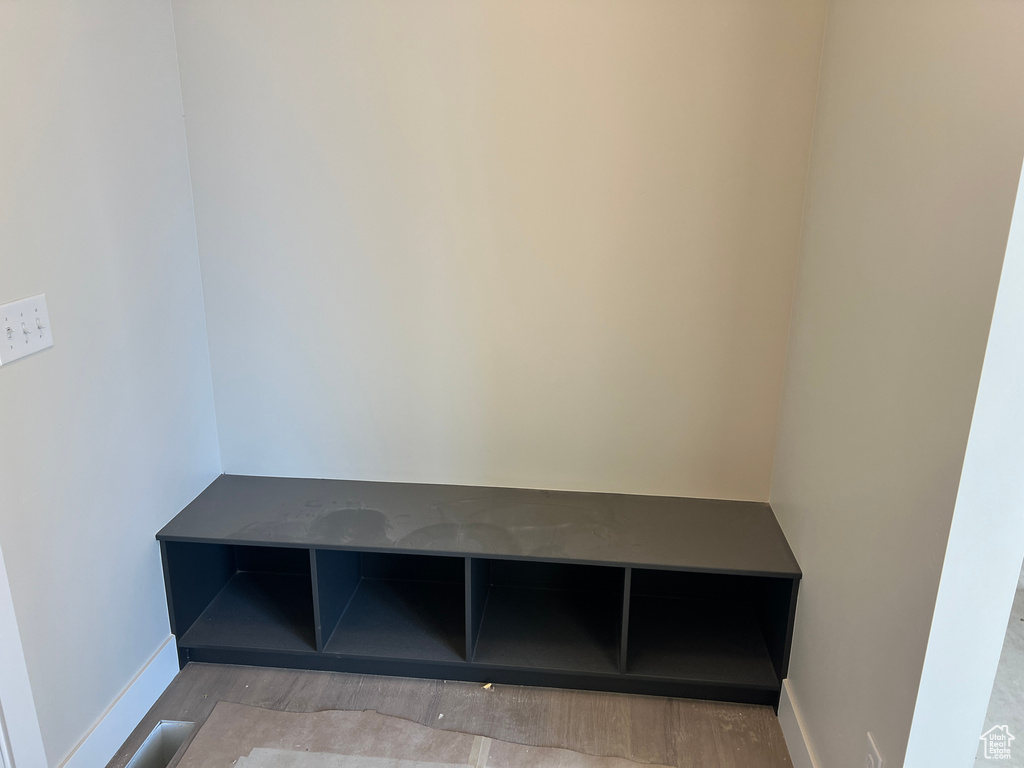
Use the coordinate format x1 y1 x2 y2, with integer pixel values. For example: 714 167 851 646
235 749 471 768
177 702 669 768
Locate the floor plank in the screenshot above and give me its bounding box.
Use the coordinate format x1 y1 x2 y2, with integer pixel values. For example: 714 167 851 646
106 663 793 768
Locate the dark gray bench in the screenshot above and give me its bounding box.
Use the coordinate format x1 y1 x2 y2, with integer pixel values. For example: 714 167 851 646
158 475 800 709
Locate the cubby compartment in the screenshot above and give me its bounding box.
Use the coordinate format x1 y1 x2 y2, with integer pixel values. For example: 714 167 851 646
316 551 465 662
625 569 793 690
469 559 624 674
162 542 316 653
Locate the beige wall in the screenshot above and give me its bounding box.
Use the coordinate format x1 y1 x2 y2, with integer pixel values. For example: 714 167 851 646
173 0 827 500
0 1 221 762
770 1 1024 766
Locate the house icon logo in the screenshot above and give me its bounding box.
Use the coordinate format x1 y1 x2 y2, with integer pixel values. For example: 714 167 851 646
980 725 1015 760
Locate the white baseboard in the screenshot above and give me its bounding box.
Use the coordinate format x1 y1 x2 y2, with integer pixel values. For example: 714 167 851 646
58 638 178 768
779 680 819 768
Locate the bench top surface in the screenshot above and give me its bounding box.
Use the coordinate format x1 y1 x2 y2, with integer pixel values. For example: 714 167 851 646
158 475 800 577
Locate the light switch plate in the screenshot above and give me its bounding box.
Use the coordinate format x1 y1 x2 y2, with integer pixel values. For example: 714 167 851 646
0 294 53 366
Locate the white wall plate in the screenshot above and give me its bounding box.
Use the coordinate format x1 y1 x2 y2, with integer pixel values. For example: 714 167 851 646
0 294 53 366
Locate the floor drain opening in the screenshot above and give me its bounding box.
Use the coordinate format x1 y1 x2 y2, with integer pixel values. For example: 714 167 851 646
125 720 195 768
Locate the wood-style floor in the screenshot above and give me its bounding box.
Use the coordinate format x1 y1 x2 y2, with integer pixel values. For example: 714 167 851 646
107 663 793 768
